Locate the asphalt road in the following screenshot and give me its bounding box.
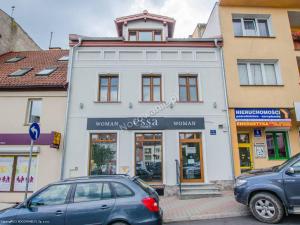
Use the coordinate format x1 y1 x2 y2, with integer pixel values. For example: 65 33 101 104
166 215 300 225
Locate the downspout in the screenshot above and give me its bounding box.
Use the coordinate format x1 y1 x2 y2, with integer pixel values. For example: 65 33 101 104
60 38 82 180
214 39 236 180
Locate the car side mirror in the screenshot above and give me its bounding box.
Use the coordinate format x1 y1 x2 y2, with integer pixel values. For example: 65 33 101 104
286 167 295 175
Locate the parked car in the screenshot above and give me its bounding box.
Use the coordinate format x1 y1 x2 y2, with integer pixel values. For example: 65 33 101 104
0 175 162 225
234 153 300 223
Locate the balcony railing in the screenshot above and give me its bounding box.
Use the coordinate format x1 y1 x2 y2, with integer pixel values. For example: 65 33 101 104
292 31 300 50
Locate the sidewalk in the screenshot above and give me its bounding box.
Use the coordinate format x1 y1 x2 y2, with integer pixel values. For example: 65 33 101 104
0 203 13 210
160 191 249 223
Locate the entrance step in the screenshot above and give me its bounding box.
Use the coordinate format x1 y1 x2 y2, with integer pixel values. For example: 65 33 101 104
179 183 222 200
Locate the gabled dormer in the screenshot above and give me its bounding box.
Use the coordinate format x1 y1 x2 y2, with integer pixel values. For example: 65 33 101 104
115 10 176 41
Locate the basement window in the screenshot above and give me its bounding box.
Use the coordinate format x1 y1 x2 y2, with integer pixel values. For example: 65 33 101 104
9 68 32 77
36 67 57 76
5 56 25 63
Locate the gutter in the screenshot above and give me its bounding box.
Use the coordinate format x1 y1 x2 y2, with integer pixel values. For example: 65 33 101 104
60 38 82 180
168 37 222 42
214 39 236 180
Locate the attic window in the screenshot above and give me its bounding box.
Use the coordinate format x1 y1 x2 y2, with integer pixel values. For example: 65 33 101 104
36 67 57 76
58 56 69 61
128 30 162 41
9 68 32 77
6 56 25 63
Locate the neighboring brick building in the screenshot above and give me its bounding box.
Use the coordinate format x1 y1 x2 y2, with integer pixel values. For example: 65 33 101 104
0 9 40 55
0 49 68 202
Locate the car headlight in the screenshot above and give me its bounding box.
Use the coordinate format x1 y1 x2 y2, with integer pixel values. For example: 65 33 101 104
235 179 247 187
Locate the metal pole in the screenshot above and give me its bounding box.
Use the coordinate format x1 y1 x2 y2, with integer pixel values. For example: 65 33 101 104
24 139 34 201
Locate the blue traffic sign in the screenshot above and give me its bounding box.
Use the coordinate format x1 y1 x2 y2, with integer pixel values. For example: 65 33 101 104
210 130 217 135
254 129 262 137
29 123 40 141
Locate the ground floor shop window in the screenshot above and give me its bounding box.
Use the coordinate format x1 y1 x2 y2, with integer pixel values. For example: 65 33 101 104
266 131 289 160
0 156 37 192
135 133 162 182
179 133 203 182
90 133 117 175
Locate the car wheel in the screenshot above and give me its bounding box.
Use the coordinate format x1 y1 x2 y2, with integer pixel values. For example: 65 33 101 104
249 192 284 224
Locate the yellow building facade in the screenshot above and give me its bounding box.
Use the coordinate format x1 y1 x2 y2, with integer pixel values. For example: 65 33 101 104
203 0 300 176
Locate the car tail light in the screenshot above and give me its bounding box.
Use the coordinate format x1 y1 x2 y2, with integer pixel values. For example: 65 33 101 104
142 197 159 212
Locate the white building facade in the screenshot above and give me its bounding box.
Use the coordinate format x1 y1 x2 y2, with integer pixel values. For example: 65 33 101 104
62 11 233 195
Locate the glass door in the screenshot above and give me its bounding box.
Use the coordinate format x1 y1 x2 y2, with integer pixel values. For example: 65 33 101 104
179 133 204 183
135 133 162 183
237 133 253 173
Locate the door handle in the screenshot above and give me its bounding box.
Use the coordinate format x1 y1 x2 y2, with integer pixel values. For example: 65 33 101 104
100 205 109 210
55 210 64 216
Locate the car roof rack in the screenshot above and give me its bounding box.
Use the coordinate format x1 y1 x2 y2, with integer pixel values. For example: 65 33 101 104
61 174 131 182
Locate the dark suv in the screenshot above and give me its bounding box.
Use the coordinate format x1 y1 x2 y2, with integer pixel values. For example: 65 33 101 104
234 153 300 223
0 175 162 225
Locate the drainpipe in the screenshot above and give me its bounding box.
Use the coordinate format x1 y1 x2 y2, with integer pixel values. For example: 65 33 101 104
214 39 236 180
60 38 82 180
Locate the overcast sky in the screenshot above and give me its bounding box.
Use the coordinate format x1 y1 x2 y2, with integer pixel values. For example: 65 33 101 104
0 0 216 49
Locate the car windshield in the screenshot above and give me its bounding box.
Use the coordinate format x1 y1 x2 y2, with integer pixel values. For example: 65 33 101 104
273 153 300 172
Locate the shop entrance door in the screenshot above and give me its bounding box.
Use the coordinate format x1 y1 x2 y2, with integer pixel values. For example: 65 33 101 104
135 133 163 183
237 133 253 173
179 132 204 183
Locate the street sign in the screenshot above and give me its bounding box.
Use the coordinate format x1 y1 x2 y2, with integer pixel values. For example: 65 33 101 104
25 123 40 201
254 129 262 137
210 130 217 135
50 131 61 149
29 123 40 141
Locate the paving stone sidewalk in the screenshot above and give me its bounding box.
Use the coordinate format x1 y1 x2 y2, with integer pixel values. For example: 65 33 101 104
0 203 13 210
160 191 250 223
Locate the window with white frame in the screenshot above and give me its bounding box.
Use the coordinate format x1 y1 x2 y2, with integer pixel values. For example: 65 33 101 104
27 99 42 124
232 15 271 37
237 61 281 85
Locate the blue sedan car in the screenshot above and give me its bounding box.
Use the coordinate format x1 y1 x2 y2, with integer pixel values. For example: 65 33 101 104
0 175 162 225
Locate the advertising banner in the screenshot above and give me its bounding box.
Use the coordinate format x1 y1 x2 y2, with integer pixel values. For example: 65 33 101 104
14 157 37 192
0 157 14 191
87 117 205 130
235 108 291 127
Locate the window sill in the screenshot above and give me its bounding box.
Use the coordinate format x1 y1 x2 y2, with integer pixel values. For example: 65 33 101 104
176 101 203 103
234 35 276 39
93 101 121 104
240 85 284 87
268 158 289 161
139 101 166 104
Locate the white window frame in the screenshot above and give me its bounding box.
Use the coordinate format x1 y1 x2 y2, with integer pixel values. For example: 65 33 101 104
237 60 282 86
26 99 42 124
232 14 273 37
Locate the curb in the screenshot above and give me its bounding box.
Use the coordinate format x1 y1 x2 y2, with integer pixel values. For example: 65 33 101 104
163 210 250 223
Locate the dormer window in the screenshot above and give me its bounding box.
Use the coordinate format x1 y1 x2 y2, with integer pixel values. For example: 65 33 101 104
129 31 137 41
36 67 57 76
9 68 32 77
128 30 162 41
6 56 25 63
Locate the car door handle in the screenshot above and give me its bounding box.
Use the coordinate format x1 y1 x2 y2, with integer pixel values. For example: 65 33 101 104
55 210 64 216
100 205 109 210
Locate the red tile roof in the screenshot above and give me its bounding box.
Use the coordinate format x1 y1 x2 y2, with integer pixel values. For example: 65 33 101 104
0 50 69 90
